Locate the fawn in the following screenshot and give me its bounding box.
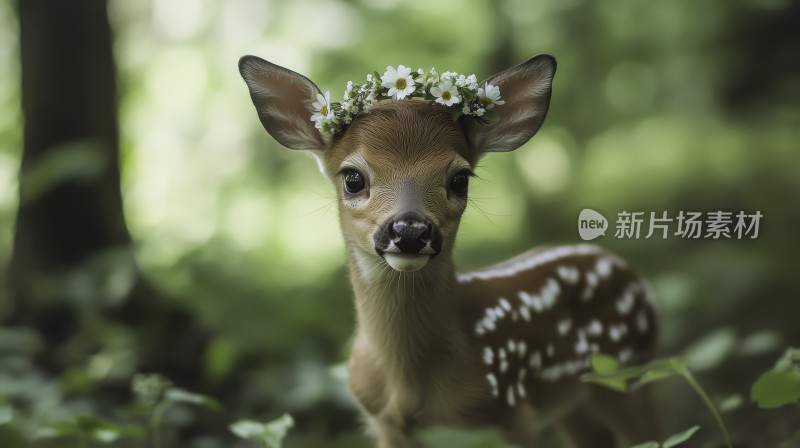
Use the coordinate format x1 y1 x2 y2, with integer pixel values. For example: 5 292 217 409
239 53 659 447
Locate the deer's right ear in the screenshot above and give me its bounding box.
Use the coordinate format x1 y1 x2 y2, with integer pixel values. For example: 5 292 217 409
239 56 330 152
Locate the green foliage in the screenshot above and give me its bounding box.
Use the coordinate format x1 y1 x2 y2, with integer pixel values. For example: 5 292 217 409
631 426 701 448
230 414 294 448
583 355 731 448
36 415 143 446
751 348 800 409
131 374 221 448
415 426 512 448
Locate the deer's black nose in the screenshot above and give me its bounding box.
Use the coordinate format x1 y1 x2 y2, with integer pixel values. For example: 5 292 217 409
374 211 442 256
392 219 430 244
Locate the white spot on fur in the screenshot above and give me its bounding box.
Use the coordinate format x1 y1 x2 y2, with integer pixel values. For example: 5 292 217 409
519 305 531 321
483 346 494 366
608 323 629 342
499 298 512 311
574 330 589 355
619 348 633 364
595 257 613 279
518 341 527 358
529 351 542 369
517 368 527 397
547 344 555 358
557 265 580 284
486 373 499 397
636 310 649 333
500 359 509 373
582 272 599 301
508 339 517 353
541 278 561 308
557 318 572 335
616 289 636 315
506 386 516 406
586 319 603 336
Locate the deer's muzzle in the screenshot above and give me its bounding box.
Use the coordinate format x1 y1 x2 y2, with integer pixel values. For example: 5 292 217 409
374 211 443 259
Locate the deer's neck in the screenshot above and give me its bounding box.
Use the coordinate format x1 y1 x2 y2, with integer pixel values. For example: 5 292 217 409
348 251 465 375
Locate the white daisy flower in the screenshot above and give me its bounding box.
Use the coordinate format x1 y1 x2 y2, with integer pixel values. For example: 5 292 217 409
310 91 332 123
381 65 416 100
478 83 505 109
440 71 456 83
466 74 478 90
430 81 461 107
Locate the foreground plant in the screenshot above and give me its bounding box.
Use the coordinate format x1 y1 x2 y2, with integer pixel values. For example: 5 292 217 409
582 355 732 448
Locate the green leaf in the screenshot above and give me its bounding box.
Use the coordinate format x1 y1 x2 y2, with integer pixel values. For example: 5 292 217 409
481 110 500 125
590 354 619 374
582 358 683 392
751 369 800 408
737 330 781 356
774 347 800 371
92 428 120 444
717 394 743 412
582 375 628 392
662 425 701 447
230 414 294 448
164 388 221 410
682 328 737 371
638 367 675 386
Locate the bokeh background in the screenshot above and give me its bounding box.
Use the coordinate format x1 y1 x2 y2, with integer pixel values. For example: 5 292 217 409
0 0 798 446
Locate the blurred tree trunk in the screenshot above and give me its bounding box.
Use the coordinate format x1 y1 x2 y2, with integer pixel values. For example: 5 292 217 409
9 0 125 344
6 0 205 387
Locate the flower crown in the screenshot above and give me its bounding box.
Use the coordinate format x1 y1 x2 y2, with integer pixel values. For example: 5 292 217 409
311 65 505 135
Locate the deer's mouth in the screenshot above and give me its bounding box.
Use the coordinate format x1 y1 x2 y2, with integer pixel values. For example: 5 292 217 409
381 253 431 272
373 211 442 272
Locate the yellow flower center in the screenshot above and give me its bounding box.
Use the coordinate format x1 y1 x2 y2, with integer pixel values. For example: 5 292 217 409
321 104 328 115
480 97 492 106
442 91 451 101
395 78 407 90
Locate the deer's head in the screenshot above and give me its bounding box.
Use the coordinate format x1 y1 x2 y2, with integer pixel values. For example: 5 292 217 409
239 55 555 274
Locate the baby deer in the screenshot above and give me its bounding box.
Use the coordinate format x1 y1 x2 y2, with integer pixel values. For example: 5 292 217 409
239 54 658 447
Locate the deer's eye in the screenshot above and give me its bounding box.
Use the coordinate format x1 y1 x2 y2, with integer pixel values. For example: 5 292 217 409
342 169 366 194
449 170 472 196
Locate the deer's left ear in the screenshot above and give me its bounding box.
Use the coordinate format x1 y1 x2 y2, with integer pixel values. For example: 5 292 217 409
239 56 330 152
466 54 556 154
